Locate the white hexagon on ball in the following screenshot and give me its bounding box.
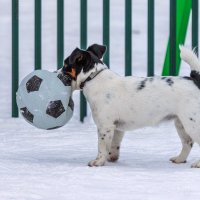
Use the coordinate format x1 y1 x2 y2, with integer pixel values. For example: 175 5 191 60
16 70 74 130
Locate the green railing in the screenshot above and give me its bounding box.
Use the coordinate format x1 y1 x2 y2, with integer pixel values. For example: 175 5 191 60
35 0 42 70
80 0 87 122
192 0 199 55
11 0 199 121
125 0 132 76
57 0 64 70
147 0 154 77
12 0 19 117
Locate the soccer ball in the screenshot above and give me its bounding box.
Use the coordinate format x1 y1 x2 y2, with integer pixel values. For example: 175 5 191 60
16 70 74 130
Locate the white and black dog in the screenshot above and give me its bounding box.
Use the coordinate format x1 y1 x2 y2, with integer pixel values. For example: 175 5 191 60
61 44 200 168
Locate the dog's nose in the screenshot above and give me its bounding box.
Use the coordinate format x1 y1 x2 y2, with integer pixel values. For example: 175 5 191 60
62 66 67 75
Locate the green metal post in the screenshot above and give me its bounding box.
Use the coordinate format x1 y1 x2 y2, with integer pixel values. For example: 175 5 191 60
12 0 19 117
35 0 42 70
147 0 154 76
169 0 176 76
57 0 64 69
103 0 110 67
80 0 87 122
192 0 198 56
125 0 132 76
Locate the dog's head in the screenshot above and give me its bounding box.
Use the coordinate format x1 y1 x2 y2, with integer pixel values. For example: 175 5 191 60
62 44 107 90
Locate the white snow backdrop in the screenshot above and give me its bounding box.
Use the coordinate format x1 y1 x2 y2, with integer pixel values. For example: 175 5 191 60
0 0 200 200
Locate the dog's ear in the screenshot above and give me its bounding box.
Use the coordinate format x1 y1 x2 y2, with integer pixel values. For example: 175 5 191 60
69 48 91 65
86 44 107 59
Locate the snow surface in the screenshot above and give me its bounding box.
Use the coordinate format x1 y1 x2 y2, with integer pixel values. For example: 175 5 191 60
0 118 200 200
0 0 200 199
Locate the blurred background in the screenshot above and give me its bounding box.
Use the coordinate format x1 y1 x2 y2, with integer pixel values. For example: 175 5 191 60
0 0 197 121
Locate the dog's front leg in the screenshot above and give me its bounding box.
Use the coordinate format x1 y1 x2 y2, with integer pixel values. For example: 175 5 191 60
107 130 124 162
88 127 114 167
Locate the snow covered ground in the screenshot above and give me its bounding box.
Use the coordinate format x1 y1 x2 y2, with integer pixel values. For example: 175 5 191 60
0 118 200 200
0 0 200 199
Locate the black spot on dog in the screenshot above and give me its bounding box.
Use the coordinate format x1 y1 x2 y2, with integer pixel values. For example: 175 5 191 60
101 137 104 140
190 70 200 89
190 143 193 148
117 146 120 150
114 120 126 128
137 78 148 90
114 120 118 125
190 117 195 122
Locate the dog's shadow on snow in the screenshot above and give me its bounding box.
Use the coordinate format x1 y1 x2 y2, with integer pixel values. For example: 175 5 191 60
109 152 192 171
4 148 193 171
34 152 192 171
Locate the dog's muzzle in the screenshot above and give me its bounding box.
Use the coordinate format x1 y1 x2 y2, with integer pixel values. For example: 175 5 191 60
62 66 76 80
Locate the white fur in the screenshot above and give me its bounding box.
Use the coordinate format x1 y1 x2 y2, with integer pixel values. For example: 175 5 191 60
179 45 200 72
70 47 200 168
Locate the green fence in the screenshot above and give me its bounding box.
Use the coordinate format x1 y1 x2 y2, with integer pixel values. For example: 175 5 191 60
12 0 199 121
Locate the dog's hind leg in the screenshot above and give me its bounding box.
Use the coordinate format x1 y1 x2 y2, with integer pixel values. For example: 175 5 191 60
190 136 200 168
88 126 115 167
107 130 124 162
170 118 193 164
191 159 200 168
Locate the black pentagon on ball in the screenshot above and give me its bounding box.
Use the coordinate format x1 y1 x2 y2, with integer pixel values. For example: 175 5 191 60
68 97 74 111
57 73 72 86
26 75 43 93
20 107 34 123
46 100 65 118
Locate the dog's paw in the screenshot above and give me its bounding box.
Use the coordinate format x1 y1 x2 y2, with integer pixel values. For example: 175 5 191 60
88 159 105 167
191 160 200 168
170 156 186 164
107 152 119 162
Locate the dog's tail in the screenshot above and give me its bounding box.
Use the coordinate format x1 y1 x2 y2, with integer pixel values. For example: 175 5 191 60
180 45 200 88
179 45 200 73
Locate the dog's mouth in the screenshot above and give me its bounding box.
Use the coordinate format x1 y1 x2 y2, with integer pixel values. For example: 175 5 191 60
62 65 77 81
